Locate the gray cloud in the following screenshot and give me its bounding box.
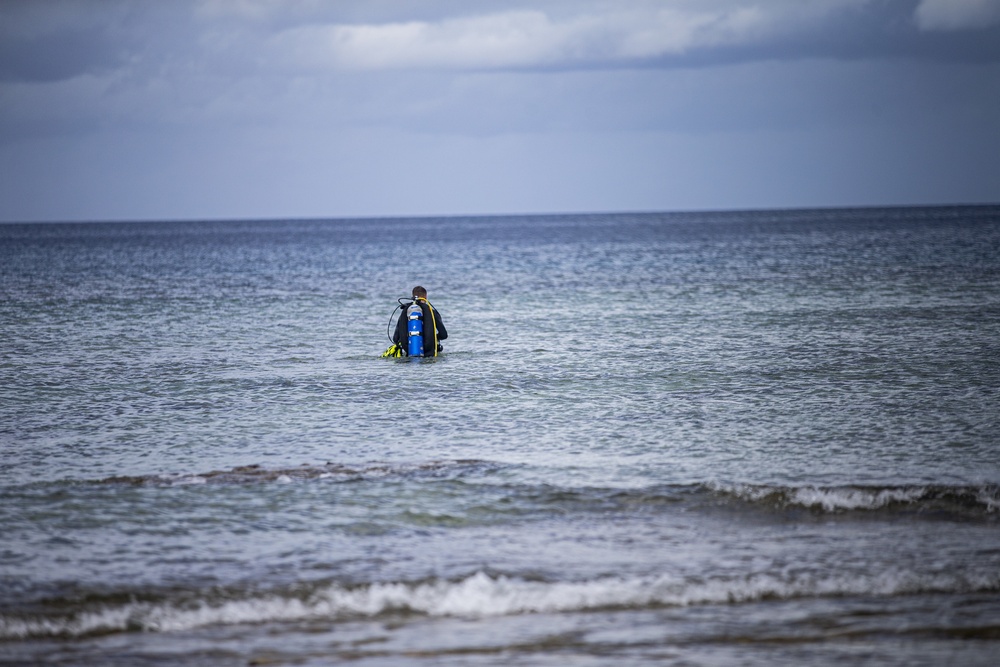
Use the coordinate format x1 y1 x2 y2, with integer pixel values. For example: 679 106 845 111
3 0 996 136
3 1 999 85
263 0 1000 72
0 28 123 83
915 0 1000 30
1 0 997 221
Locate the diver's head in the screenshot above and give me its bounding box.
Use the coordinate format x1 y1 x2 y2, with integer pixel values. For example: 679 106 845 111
412 285 427 299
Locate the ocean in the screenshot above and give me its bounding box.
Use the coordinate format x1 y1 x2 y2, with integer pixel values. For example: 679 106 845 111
1 206 999 665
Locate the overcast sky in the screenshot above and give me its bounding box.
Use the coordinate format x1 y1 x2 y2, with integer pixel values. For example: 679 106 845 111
1 0 998 222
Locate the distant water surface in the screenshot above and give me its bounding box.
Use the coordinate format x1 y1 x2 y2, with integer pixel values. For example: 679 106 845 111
1 206 999 665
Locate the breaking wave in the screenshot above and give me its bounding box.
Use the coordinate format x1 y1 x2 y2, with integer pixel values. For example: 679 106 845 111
81 462 1000 514
4 568 1000 641
91 460 496 487
707 481 1000 514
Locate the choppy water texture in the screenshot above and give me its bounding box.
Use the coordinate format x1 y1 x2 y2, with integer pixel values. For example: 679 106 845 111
2 206 999 665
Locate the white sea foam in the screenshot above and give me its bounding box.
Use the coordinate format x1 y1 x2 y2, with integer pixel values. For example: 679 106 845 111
977 487 1000 512
706 481 996 512
4 568 999 640
786 486 928 511
158 474 207 486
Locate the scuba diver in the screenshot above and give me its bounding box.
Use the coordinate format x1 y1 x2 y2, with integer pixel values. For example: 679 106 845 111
382 286 448 358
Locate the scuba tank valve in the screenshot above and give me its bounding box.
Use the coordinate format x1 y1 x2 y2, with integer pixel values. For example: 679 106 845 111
406 302 424 357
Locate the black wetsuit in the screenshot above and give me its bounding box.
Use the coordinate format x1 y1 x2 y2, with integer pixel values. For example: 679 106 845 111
393 300 447 356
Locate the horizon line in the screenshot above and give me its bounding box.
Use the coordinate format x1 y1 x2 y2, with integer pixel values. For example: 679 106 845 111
2 201 998 226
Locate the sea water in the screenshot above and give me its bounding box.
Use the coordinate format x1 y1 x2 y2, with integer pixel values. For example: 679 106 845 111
1 206 999 665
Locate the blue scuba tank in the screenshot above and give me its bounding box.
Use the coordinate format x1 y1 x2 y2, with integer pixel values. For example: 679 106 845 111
406 302 424 357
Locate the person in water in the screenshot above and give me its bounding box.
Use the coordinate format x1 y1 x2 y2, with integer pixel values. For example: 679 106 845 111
393 285 448 356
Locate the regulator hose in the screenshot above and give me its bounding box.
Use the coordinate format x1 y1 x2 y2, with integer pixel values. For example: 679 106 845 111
386 297 415 344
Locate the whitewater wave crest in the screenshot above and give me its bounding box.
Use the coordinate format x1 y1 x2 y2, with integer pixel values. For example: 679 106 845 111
708 482 1000 513
4 568 1000 640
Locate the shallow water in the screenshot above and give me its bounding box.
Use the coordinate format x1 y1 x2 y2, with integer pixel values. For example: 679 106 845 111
2 206 999 665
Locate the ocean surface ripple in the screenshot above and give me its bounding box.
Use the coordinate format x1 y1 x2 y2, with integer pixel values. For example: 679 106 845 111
2 206 999 665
